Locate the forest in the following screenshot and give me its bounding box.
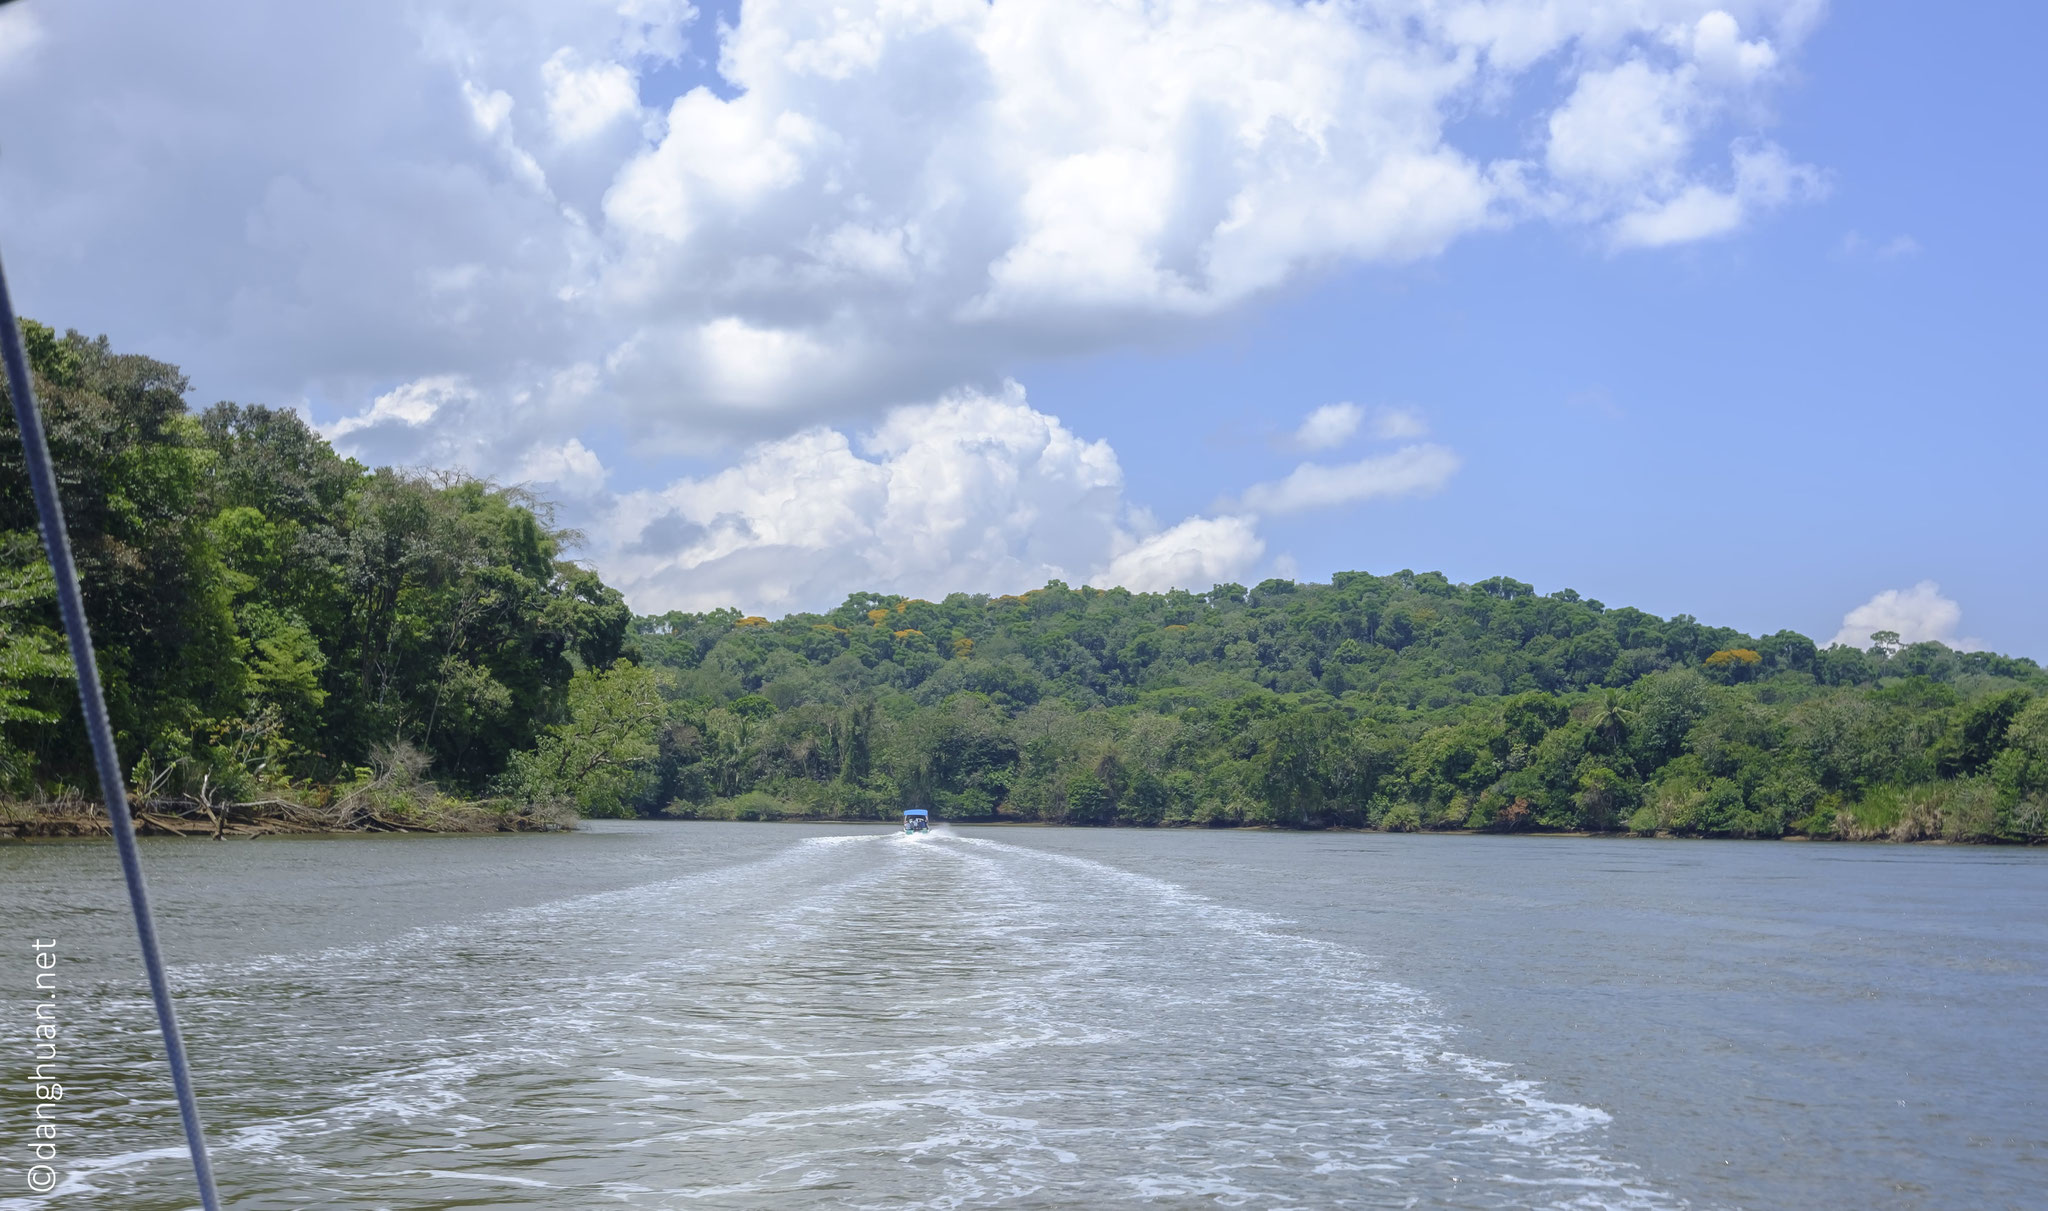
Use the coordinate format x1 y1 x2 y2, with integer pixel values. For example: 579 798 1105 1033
1 321 630 830
628 575 2048 841
4 321 2046 840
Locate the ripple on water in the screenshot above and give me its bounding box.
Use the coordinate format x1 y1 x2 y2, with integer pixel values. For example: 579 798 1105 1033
5 831 1678 1210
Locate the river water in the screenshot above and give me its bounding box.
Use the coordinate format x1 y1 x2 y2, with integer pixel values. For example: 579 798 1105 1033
1 823 2042 1209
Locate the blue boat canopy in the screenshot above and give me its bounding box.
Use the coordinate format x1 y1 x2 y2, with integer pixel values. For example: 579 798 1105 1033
903 809 929 818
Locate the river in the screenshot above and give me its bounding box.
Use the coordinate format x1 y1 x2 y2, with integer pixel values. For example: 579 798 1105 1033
2 823 2042 1209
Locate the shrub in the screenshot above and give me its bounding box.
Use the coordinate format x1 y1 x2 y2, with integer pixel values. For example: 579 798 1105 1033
1434 793 1473 830
663 798 730 820
1724 804 1785 838
1941 779 2003 842
2009 794 2046 841
1992 699 2048 801
1574 765 1635 831
728 790 793 820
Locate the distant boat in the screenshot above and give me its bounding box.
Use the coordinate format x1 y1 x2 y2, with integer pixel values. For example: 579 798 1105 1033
903 809 930 835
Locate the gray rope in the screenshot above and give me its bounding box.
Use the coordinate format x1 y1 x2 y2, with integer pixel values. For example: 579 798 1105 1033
1 255 224 1210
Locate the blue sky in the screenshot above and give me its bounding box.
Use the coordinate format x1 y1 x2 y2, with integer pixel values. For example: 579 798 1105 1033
1 0 2041 655
1019 0 2046 653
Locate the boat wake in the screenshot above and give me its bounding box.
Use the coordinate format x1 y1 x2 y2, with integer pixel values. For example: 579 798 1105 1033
5 829 1681 1209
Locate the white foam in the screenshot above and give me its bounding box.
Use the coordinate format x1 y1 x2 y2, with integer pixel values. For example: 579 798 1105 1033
26 826 1683 1209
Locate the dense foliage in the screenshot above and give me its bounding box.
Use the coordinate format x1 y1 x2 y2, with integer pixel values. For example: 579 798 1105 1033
5 320 2044 842
0 322 630 805
624 577 2048 841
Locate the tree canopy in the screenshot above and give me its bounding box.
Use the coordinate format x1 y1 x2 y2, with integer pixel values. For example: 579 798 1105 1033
1 321 629 804
624 574 2047 841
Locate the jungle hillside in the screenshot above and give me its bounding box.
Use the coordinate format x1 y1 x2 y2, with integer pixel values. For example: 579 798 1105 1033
1 321 630 832
4 322 2045 841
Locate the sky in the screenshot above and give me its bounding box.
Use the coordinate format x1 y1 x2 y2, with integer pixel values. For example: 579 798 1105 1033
0 0 2040 656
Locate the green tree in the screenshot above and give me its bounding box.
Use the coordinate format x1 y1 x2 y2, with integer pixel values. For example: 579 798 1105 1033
0 560 71 790
501 659 671 817
1937 690 2033 778
1992 699 2048 807
0 327 243 781
2 323 635 805
1588 690 1636 750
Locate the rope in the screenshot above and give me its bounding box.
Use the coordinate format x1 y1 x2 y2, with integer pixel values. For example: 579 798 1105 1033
1 255 224 1209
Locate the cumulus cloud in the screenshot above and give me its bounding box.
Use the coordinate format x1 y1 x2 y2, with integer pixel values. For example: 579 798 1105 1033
1238 445 1461 515
1540 10 1823 250
600 383 1262 613
1546 59 1698 190
1102 517 1266 596
513 437 609 497
1685 10 1781 84
1828 581 1983 652
323 375 468 444
542 49 642 143
317 364 605 490
0 0 1826 610
1610 140 1826 249
1 0 1828 458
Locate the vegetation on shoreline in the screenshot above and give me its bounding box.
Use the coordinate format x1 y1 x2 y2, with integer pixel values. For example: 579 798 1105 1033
623 582 2047 842
5 321 2045 842
2 321 622 832
2 750 576 839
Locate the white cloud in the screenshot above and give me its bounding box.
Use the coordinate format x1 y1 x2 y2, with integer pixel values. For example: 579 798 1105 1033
1294 403 1364 451
1828 581 1983 652
0 0 1829 458
1684 10 1779 85
513 437 609 496
1539 10 1821 251
0 0 1826 611
691 316 834 410
542 49 643 143
319 365 603 482
1293 402 1428 450
323 375 473 442
601 383 1264 613
603 87 818 245
1546 59 1698 191
1610 140 1825 249
1238 445 1461 515
1610 182 1745 248
1101 516 1265 596
1364 405 1430 440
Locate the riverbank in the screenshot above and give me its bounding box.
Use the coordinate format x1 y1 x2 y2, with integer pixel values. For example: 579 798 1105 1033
0 794 577 839
9 799 2036 843
660 804 2043 844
